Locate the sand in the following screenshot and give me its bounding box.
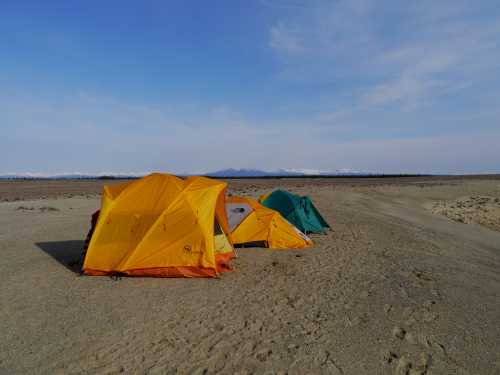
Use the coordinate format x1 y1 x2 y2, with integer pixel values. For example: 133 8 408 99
429 196 500 232
1 177 499 374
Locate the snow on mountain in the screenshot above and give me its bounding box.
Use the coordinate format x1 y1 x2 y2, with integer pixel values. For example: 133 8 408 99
205 168 369 177
205 168 287 177
0 168 373 179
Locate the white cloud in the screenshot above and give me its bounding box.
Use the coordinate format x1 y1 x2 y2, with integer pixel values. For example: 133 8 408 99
1 89 499 174
0 91 304 174
2 1 500 175
269 22 304 54
268 0 500 110
361 74 443 109
261 0 312 10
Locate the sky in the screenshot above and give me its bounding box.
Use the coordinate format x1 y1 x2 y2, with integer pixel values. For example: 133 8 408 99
1 0 500 175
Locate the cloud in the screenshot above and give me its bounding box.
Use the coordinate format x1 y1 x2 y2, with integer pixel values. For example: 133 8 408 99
2 1 500 175
361 74 443 110
310 131 500 174
268 0 500 110
0 91 304 174
269 22 304 54
1 89 499 174
261 0 312 10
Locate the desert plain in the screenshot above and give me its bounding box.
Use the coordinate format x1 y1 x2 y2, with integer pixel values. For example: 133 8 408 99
1 176 500 375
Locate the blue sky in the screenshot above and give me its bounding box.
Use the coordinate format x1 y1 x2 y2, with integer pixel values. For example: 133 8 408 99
2 0 500 175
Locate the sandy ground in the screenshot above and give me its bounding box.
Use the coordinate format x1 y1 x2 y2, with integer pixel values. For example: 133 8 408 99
1 177 500 374
429 196 500 232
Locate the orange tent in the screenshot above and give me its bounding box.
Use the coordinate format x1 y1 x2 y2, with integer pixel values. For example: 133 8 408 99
82 173 234 277
226 195 313 249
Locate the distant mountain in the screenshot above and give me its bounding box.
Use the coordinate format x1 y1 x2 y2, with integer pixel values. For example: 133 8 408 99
280 168 368 176
0 172 145 180
205 168 293 178
0 168 374 180
205 168 370 177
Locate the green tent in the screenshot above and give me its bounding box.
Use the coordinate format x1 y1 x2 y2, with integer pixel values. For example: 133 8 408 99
259 189 330 234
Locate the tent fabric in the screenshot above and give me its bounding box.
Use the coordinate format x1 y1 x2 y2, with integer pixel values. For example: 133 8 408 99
226 195 313 249
259 189 330 234
226 202 253 231
82 173 235 278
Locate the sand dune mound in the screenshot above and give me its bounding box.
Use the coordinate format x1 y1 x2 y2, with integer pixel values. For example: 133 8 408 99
430 195 500 231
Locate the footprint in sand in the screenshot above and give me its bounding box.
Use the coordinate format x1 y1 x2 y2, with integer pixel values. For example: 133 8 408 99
395 356 411 375
324 359 343 375
346 314 367 327
382 350 399 365
422 310 438 322
405 332 417 345
417 333 432 349
254 348 273 362
411 269 433 282
392 353 432 375
392 326 407 340
403 307 417 327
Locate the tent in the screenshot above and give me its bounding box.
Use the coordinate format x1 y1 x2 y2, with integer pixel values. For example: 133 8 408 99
226 195 312 249
82 173 234 278
259 189 330 234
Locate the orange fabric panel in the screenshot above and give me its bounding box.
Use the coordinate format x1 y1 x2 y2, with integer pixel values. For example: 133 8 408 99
84 267 217 278
84 254 233 277
215 251 235 273
124 267 217 278
82 269 113 276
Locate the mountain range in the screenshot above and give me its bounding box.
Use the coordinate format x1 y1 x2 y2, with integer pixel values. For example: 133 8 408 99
204 168 368 177
0 168 371 179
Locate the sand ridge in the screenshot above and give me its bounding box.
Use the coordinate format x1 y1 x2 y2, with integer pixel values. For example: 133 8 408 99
429 195 500 231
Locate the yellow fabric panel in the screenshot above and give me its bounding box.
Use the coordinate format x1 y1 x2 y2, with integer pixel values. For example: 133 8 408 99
104 179 136 200
229 211 271 244
118 197 210 270
83 173 187 272
183 175 222 192
181 178 226 266
268 215 313 249
117 176 227 271
227 196 270 243
100 180 131 214
227 196 313 249
214 233 233 255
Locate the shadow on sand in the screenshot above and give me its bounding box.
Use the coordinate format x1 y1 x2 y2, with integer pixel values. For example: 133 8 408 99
36 240 85 274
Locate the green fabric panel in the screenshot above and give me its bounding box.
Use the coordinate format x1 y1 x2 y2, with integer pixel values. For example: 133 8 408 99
303 196 330 229
261 189 330 234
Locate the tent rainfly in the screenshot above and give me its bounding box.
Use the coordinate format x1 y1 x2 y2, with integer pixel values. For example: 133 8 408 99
226 195 312 249
259 189 330 234
82 173 234 278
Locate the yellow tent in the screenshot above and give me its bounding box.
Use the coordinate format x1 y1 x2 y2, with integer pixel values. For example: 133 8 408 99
82 173 234 278
225 195 313 249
